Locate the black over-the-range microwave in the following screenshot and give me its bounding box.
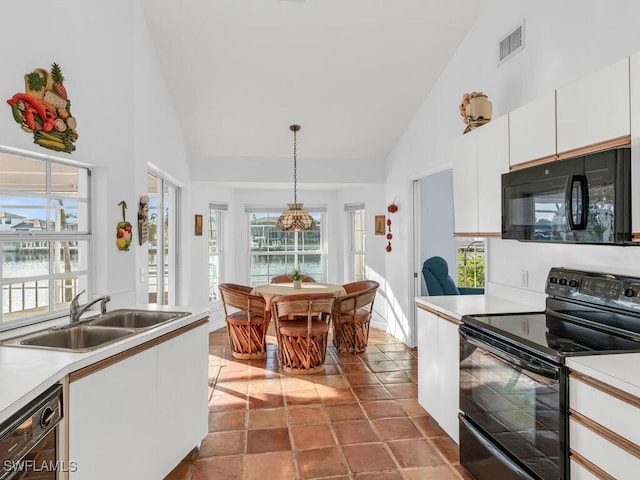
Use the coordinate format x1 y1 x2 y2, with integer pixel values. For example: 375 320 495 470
501 146 634 245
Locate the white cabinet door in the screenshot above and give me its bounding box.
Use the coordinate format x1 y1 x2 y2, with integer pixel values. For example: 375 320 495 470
509 92 556 166
416 307 439 418
69 347 159 480
416 305 460 443
476 115 510 234
438 317 460 443
156 324 209 477
452 129 478 235
629 51 640 235
557 58 630 155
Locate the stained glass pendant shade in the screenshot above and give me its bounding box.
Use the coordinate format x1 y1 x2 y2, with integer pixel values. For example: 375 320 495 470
276 125 316 231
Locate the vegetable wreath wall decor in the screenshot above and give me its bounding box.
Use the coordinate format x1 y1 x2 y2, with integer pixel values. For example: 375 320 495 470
6 63 78 153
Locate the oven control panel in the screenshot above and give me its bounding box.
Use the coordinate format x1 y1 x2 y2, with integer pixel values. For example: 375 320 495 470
546 267 640 307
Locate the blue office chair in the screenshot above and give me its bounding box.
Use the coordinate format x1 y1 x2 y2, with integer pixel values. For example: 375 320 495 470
422 256 484 296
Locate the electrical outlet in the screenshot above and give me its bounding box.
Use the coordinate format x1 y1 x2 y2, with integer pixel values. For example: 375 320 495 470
520 270 529 288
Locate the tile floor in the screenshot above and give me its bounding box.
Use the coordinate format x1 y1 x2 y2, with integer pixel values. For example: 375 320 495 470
166 326 472 480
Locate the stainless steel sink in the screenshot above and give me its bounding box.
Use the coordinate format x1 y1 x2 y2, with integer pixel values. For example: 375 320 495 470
86 309 190 329
4 325 136 352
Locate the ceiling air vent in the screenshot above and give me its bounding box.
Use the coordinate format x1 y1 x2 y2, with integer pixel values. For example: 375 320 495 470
498 21 524 65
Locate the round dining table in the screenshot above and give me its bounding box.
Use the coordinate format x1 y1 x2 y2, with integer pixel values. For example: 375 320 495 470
252 282 346 310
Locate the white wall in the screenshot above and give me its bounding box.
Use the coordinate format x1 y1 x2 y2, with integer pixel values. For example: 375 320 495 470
385 0 640 345
0 0 191 308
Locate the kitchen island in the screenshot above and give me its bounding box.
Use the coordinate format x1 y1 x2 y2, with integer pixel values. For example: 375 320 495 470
0 306 209 479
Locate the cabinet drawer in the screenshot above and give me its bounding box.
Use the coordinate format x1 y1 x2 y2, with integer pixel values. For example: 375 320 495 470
570 418 640 480
570 372 640 446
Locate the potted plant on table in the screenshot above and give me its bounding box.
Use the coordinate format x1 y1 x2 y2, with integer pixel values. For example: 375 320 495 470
287 269 307 289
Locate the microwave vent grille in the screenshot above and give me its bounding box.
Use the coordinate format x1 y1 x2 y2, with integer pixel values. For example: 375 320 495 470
498 21 524 64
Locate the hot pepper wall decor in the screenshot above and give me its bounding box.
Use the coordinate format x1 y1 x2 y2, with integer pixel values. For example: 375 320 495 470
6 63 78 153
386 202 398 252
116 201 133 251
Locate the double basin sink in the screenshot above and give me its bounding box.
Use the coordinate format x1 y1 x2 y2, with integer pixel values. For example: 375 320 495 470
1 309 191 352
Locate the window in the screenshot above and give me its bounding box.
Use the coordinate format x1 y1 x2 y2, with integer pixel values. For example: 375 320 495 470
457 238 485 288
208 202 227 302
247 206 325 287
0 149 90 330
147 171 179 305
345 203 366 282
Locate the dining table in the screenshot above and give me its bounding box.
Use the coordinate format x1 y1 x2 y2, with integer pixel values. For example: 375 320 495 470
251 282 346 310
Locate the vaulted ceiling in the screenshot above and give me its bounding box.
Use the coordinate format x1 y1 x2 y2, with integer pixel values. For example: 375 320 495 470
139 0 487 183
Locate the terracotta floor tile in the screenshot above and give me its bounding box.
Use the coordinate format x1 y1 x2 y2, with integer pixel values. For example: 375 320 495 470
340 362 372 374
333 420 380 445
296 447 348 479
198 430 245 457
316 385 357 404
342 443 397 473
346 372 382 386
385 384 419 401
431 435 460 464
387 438 446 468
392 360 417 370
284 388 322 406
249 377 283 393
366 361 401 373
247 427 291 453
411 415 447 437
361 400 406 419
313 375 350 389
360 352 391 362
191 455 243 480
352 385 393 401
373 417 422 440
281 375 316 392
208 410 246 432
291 424 336 449
247 391 285 409
382 351 417 361
402 465 462 480
374 371 413 385
208 392 247 412
354 472 404 480
244 452 297 480
395 397 426 416
287 405 328 425
325 402 366 422
247 407 286 428
453 463 475 480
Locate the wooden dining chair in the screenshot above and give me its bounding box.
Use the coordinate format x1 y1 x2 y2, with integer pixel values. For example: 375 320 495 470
332 280 380 354
219 283 270 359
270 274 316 284
271 293 335 374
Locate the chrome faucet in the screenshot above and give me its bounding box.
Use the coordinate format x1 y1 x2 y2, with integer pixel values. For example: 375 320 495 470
70 290 111 323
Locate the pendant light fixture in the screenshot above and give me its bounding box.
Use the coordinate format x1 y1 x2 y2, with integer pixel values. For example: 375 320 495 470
276 124 316 231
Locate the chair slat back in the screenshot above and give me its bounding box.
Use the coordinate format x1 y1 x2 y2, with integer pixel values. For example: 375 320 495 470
270 275 317 284
335 281 379 314
219 283 266 317
272 294 335 320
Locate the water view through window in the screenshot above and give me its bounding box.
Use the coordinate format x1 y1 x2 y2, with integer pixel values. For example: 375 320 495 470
248 210 324 287
0 149 90 328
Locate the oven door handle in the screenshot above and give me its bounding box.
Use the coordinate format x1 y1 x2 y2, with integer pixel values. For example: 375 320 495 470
461 331 559 380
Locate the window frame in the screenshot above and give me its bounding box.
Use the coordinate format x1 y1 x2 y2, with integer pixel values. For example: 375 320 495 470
246 206 326 287
0 146 92 331
345 203 366 282
208 202 227 303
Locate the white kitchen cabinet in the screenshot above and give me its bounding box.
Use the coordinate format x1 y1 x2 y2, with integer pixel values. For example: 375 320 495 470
629 51 640 235
453 114 509 236
556 58 630 156
416 304 460 443
509 92 557 167
68 321 209 480
568 370 640 479
156 325 209 475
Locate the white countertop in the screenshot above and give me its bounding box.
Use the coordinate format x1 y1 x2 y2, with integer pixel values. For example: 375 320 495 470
0 305 209 424
567 354 640 399
415 294 543 320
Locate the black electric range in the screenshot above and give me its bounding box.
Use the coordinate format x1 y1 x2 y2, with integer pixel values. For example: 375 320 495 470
458 267 640 480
